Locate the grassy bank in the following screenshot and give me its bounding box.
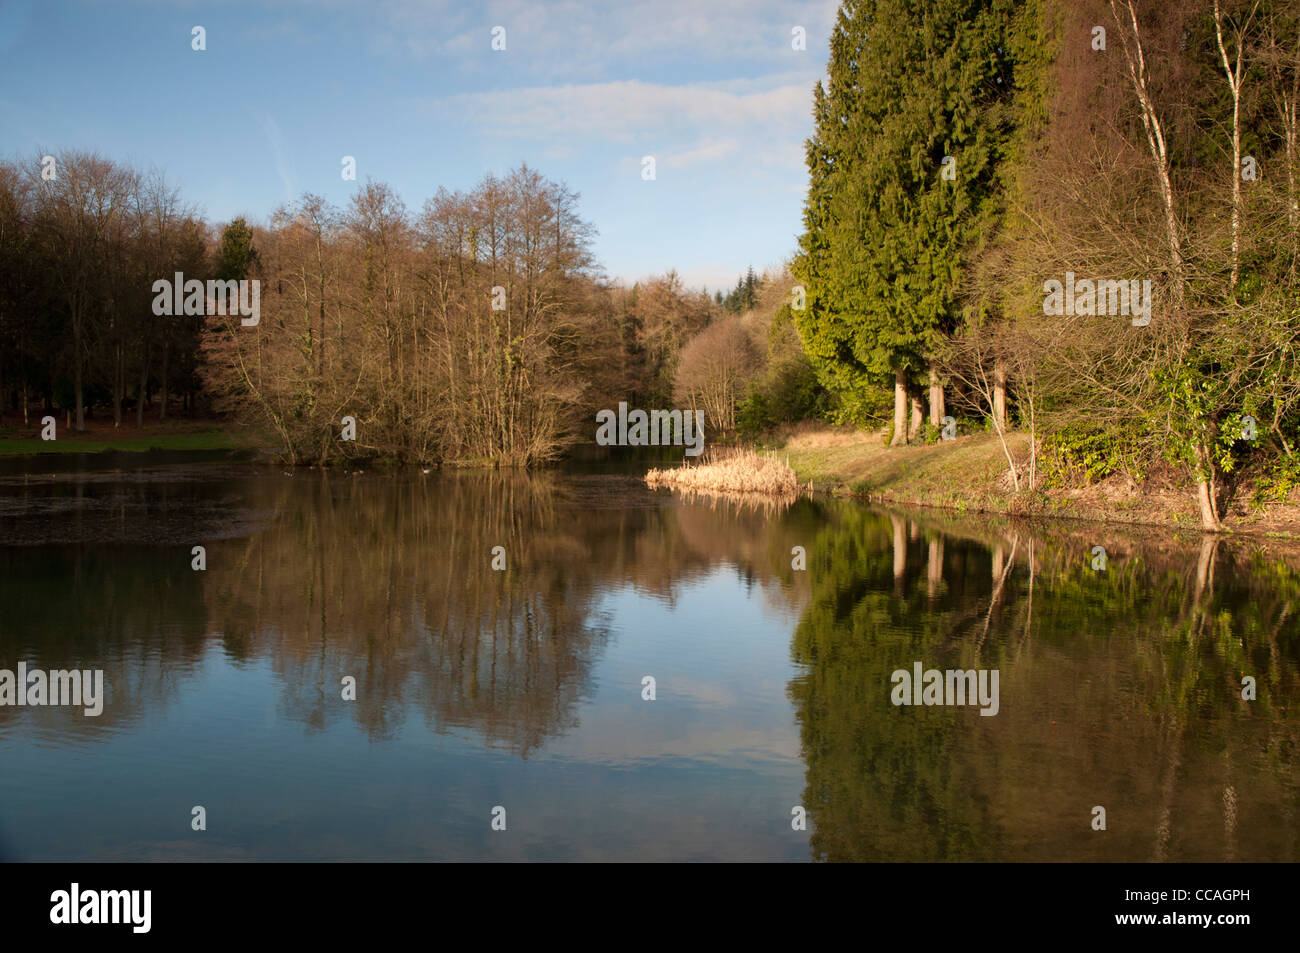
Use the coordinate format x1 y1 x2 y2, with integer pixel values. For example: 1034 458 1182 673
0 419 238 456
779 425 1300 536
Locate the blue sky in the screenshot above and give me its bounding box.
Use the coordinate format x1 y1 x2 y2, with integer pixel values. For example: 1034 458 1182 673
0 0 836 292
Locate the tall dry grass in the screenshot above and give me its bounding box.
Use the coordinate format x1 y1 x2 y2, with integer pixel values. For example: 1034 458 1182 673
644 447 807 499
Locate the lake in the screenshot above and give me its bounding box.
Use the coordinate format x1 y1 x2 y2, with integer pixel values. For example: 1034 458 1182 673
0 453 1296 861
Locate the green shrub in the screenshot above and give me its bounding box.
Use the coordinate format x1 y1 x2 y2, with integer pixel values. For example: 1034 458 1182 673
1254 454 1300 506
736 354 834 439
1040 426 1144 486
736 391 775 439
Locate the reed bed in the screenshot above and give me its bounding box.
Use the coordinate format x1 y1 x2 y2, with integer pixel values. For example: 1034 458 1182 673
644 448 807 499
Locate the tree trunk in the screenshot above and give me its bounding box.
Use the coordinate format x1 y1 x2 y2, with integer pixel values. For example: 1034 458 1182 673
113 345 123 428
1112 0 1184 303
928 364 944 426
1280 26 1298 246
1192 435 1223 531
73 310 84 432
136 346 148 429
1214 0 1245 289
317 237 327 376
891 367 907 446
908 392 922 442
1287 89 1298 232
993 360 1007 431
1196 478 1221 532
1028 399 1037 491
160 344 169 420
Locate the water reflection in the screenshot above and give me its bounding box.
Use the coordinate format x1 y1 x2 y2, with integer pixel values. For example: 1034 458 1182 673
0 455 1296 861
791 508 1300 862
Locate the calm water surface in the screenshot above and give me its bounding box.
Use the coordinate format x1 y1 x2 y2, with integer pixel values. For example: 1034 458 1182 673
0 453 1296 861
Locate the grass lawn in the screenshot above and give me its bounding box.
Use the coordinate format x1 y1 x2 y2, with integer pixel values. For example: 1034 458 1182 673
778 424 1300 536
781 425 1027 508
0 422 238 455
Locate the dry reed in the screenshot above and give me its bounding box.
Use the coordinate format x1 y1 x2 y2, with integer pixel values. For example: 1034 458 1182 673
644 447 807 499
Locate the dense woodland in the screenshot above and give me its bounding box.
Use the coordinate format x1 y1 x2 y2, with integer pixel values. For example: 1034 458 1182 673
0 156 811 466
2 0 1299 528
795 0 1300 529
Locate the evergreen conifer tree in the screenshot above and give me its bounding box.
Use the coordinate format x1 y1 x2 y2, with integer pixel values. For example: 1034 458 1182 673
793 0 1028 439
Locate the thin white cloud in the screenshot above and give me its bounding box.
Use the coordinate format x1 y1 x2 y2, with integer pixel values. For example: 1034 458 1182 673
663 139 741 170
433 76 816 147
360 0 839 78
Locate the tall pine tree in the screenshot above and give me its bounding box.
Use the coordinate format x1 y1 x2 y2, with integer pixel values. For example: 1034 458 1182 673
793 0 1030 441
215 217 258 282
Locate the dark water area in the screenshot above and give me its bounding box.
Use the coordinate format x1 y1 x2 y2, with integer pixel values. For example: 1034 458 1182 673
0 452 1296 861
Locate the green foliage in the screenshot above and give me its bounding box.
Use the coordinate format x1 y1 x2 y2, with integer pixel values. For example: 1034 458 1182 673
1146 355 1256 483
1040 426 1144 487
1253 454 1300 506
792 0 1034 406
720 266 761 315
735 391 774 439
823 383 893 430
215 217 257 281
1152 364 1206 479
736 356 831 439
733 299 840 438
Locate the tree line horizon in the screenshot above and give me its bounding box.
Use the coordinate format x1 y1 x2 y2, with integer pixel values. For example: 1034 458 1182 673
0 152 814 466
1 0 1298 530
